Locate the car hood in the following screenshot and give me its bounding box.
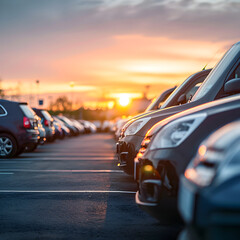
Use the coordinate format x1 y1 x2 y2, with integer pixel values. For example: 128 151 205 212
147 94 240 137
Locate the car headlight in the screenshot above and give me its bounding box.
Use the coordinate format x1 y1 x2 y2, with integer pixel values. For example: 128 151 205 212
124 117 151 136
150 113 207 149
184 166 215 187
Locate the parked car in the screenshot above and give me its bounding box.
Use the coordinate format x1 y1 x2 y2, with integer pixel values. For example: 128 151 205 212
70 119 85 134
33 108 55 142
0 100 39 158
52 116 70 138
116 68 211 174
79 120 97 133
36 116 46 145
101 120 112 133
178 121 240 238
135 94 240 223
117 41 240 175
56 115 79 136
25 115 46 152
53 120 64 139
92 120 102 132
114 118 130 141
145 86 177 112
87 121 97 133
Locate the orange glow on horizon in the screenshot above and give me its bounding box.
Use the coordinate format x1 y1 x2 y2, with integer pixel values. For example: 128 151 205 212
2 35 230 111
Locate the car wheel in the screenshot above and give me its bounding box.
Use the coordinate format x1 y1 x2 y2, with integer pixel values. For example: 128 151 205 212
0 133 18 158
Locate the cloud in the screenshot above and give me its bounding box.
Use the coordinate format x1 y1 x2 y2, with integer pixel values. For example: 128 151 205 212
0 0 239 102
0 0 240 42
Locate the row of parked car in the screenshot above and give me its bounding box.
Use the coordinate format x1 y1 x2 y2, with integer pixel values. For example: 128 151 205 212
0 101 97 158
116 41 240 237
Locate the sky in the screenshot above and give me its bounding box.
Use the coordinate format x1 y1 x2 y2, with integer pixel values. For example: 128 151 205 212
1 0 240 108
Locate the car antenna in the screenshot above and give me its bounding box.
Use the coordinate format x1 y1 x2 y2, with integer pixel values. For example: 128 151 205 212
202 64 208 71
202 47 222 71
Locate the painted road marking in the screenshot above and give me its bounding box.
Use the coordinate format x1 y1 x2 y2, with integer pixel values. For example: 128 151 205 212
0 190 136 194
0 172 14 175
0 161 32 164
0 158 116 162
0 169 123 173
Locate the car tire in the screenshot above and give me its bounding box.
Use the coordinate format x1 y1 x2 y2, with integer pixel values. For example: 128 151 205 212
16 146 26 156
0 133 18 158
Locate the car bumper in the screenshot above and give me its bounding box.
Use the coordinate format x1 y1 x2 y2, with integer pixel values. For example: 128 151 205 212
136 148 189 221
116 135 144 174
44 127 54 139
179 176 240 227
136 185 181 222
178 176 198 224
20 129 39 147
38 136 46 145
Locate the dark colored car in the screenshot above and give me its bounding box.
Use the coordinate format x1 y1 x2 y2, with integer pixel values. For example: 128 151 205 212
25 115 46 152
0 100 39 158
117 68 211 174
36 116 46 145
145 86 177 112
56 115 79 136
82 120 97 133
53 120 63 139
52 116 70 138
79 120 92 134
135 94 240 222
33 108 55 142
178 121 240 237
117 41 240 175
114 118 130 140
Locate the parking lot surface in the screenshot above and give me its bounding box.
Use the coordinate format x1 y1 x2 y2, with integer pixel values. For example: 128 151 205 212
0 133 181 240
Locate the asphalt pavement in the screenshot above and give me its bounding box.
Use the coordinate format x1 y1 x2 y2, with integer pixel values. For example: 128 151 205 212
0 133 182 240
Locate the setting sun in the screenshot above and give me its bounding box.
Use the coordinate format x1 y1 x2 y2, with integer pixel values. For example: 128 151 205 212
119 94 131 107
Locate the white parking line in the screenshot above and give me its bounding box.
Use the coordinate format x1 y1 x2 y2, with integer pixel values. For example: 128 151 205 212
0 172 14 175
0 161 31 164
0 190 136 194
2 157 116 161
0 169 123 173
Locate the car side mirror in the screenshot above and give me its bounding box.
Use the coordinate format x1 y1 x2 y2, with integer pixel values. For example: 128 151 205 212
224 78 240 94
177 94 187 104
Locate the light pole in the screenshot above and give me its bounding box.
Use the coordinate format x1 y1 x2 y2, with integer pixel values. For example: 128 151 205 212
36 79 40 106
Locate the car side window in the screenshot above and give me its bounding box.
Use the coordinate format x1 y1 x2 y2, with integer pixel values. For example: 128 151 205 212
186 82 202 102
184 75 206 103
0 105 7 117
215 63 240 99
228 63 240 80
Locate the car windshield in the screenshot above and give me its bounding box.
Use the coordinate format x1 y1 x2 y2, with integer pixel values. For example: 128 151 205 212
19 104 36 118
41 110 52 120
145 87 175 111
60 116 73 125
192 43 240 101
146 96 165 111
160 76 193 109
160 71 207 109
